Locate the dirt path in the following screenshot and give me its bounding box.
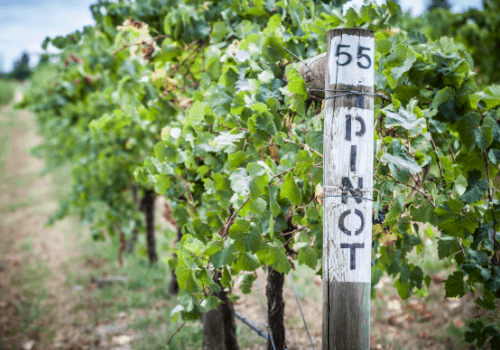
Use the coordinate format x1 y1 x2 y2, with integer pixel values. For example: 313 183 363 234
0 90 205 350
0 89 84 349
0 89 125 350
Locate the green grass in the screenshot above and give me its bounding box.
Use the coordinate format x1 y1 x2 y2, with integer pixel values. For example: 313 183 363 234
9 260 58 339
20 239 32 251
0 79 15 106
58 230 263 348
131 321 204 350
0 129 8 169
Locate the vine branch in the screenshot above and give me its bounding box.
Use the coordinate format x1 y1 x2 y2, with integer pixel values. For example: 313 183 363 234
430 139 445 182
387 174 436 209
282 137 323 158
217 196 250 238
166 321 187 347
483 150 499 263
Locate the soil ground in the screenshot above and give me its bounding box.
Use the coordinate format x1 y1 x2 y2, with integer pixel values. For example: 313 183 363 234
0 88 481 349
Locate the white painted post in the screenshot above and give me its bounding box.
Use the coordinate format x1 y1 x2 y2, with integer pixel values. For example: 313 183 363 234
322 28 375 349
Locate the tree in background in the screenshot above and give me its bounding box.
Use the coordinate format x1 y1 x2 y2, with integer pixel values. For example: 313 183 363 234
10 52 31 81
427 0 451 11
37 53 50 66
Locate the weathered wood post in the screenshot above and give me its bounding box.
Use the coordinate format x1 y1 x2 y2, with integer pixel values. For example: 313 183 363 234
322 28 374 349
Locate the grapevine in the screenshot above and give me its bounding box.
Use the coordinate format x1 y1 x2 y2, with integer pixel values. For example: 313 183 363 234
18 0 500 347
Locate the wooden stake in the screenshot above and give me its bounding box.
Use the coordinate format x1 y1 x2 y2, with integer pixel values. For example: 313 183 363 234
322 28 374 350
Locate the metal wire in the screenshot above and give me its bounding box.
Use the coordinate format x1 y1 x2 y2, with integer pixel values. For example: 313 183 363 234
255 279 277 350
323 186 377 192
324 93 376 100
288 272 316 350
234 312 290 350
324 195 373 201
307 88 379 100
234 312 268 340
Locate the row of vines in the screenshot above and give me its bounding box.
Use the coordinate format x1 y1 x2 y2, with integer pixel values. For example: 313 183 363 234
19 0 500 348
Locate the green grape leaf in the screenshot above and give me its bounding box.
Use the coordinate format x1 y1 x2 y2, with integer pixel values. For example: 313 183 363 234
376 39 392 55
176 258 201 292
184 237 205 256
228 151 248 170
465 320 484 345
444 271 468 298
305 131 324 154
437 236 460 260
178 290 198 312
477 85 500 110
235 252 260 271
462 170 488 204
258 70 275 84
385 194 405 223
254 112 277 135
154 141 168 162
229 165 269 200
204 241 223 257
488 149 500 164
250 103 268 113
186 101 209 126
384 109 426 137
240 197 267 217
410 201 437 225
486 266 500 292
220 266 232 288
256 242 291 274
269 185 281 217
394 278 410 300
212 243 237 269
285 65 307 96
381 140 421 183
213 173 230 191
385 44 416 88
228 219 261 253
297 246 317 270
201 296 220 311
430 86 453 110
280 172 302 205
453 175 468 197
457 114 495 151
436 199 478 239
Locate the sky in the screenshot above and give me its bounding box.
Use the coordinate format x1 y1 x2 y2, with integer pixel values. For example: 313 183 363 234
0 0 483 72
0 0 96 71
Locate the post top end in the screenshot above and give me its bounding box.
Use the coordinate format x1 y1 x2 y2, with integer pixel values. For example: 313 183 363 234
327 28 374 38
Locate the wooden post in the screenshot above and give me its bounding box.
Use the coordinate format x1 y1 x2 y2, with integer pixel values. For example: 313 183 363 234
297 52 326 91
322 28 374 350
